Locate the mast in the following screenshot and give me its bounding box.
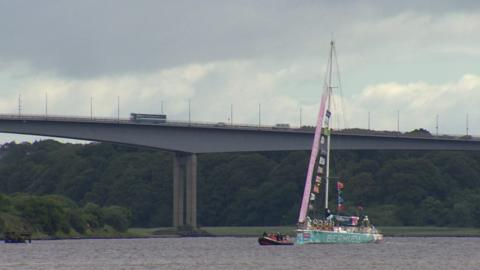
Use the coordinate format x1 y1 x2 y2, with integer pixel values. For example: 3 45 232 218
324 40 334 210
297 40 335 223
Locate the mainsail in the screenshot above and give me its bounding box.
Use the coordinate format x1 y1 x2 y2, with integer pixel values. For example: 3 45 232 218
298 92 329 223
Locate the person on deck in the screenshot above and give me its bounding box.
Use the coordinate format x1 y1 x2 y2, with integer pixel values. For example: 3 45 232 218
325 208 332 219
360 216 370 228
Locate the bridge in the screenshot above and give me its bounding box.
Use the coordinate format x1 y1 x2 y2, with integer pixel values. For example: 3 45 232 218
1 113 480 228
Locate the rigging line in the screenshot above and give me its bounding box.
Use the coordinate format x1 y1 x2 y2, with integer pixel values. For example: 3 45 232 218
331 44 342 128
329 41 345 164
322 40 333 94
331 88 340 130
328 42 340 130
332 44 349 129
334 48 349 128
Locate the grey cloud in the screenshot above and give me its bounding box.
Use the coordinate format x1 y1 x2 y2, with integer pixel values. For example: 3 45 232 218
0 0 327 77
2 0 476 78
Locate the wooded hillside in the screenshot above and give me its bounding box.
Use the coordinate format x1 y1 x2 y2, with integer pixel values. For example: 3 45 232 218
1 140 479 229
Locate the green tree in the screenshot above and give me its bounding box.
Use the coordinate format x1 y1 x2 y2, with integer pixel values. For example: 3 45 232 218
13 195 70 235
82 203 104 229
103 206 132 232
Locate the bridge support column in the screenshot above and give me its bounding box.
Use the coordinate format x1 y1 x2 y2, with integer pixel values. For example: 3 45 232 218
173 153 185 227
172 152 197 228
186 154 197 228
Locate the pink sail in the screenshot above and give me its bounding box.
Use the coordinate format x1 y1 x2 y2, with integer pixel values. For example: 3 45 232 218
298 93 328 223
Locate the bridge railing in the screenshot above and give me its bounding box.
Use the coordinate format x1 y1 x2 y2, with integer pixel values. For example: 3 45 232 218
0 113 302 132
0 113 478 141
334 128 480 141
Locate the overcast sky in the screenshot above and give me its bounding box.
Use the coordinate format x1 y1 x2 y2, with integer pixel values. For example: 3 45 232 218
0 0 480 143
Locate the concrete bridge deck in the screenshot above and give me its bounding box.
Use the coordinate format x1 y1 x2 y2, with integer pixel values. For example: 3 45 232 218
1 114 479 153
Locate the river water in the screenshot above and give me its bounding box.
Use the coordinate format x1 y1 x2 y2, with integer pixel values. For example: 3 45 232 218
0 237 479 270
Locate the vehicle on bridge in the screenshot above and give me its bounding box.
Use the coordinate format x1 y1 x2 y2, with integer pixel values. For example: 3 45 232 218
273 123 290 129
130 113 167 124
215 122 227 127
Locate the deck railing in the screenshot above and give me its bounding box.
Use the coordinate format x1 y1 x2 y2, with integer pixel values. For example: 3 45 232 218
0 113 478 140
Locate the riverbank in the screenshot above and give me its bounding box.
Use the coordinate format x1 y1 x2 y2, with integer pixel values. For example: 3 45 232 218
6 226 480 240
379 226 480 237
201 226 480 237
128 226 480 238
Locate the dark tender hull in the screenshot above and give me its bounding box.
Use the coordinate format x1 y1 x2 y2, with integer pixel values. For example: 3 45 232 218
258 236 294 246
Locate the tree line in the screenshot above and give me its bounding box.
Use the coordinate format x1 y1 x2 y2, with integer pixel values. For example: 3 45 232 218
0 193 131 236
0 140 479 231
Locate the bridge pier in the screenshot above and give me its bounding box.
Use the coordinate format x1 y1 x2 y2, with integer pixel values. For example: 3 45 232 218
172 152 197 228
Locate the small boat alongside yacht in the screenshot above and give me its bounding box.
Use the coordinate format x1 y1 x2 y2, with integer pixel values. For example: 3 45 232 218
258 232 293 246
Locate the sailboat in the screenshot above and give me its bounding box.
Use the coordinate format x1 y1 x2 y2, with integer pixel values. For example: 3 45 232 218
296 41 383 244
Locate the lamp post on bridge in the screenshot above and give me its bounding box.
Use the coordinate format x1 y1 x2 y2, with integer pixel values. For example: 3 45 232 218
396 110 400 134
258 103 261 127
188 99 191 125
230 104 233 125
299 105 302 127
45 92 48 119
18 93 22 117
368 111 371 130
117 96 120 122
466 113 469 136
90 97 93 120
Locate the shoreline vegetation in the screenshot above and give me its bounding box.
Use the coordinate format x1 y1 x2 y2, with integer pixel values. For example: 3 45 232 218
2 141 480 231
5 226 480 241
0 193 133 241
183 226 480 238
3 141 480 241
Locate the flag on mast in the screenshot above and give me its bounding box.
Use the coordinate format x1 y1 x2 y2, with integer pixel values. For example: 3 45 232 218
337 181 345 212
